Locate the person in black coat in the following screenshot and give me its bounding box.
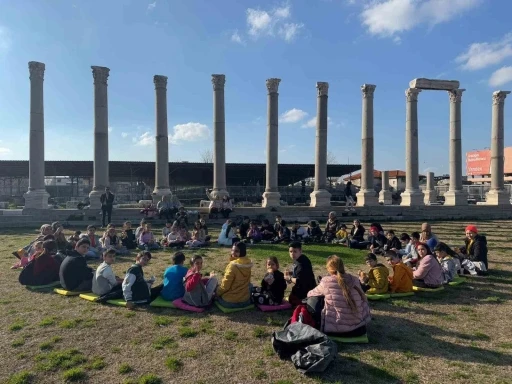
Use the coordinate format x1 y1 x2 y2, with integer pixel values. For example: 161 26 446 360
349 219 368 249
286 242 316 306
459 225 488 274
59 238 94 291
384 230 402 251
251 257 287 305
100 187 115 227
368 226 387 255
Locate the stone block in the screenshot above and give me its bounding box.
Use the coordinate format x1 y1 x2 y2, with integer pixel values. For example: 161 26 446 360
443 190 468 206
261 192 281 208
309 190 332 207
423 190 437 205
485 190 510 205
23 189 50 210
378 190 393 205
400 190 424 206
409 78 460 91
356 190 379 206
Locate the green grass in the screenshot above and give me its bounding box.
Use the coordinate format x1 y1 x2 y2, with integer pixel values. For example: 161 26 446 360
62 367 86 382
39 317 56 327
119 363 133 374
154 316 173 326
152 336 177 350
165 357 183 372
88 356 106 370
224 330 238 341
138 374 163 384
11 337 25 347
58 319 82 329
178 327 198 338
253 326 268 338
6 371 34 384
9 319 27 331
35 349 86 372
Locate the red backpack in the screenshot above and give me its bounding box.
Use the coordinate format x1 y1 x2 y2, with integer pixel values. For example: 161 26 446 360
290 304 317 328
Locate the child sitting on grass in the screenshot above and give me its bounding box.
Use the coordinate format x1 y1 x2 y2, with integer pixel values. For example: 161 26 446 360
399 232 420 267
92 248 123 296
11 241 43 269
160 252 188 301
251 256 287 305
385 250 413 293
384 230 401 251
121 221 137 250
307 221 323 243
358 253 389 294
183 255 218 307
102 225 129 255
161 221 173 242
186 221 207 248
434 242 461 284
59 238 94 292
273 220 291 244
166 225 185 249
122 251 162 309
138 222 161 251
333 224 349 245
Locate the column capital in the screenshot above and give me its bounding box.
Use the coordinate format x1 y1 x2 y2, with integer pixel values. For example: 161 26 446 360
266 78 281 94
448 89 465 103
316 82 329 97
154 75 168 89
91 66 110 85
211 74 226 91
28 61 45 81
361 84 376 98
493 90 511 105
405 88 421 102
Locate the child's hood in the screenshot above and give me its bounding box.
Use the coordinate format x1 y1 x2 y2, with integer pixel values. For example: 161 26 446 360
230 257 253 275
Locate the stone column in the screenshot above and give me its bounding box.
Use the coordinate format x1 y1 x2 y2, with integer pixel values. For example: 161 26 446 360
378 171 392 205
262 78 281 207
88 66 110 209
401 88 424 206
486 90 511 205
356 84 378 206
444 89 467 206
211 74 228 199
152 75 171 201
310 82 331 207
423 172 437 205
23 61 50 209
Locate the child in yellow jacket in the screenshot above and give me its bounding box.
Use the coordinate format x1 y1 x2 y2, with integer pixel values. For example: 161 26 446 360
385 250 413 293
358 253 389 294
333 224 349 245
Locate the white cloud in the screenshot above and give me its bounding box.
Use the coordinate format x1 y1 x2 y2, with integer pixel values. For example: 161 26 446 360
169 122 210 144
360 0 481 40
301 116 333 128
0 147 12 157
231 30 245 45
147 1 156 11
489 66 512 87
0 26 12 55
278 23 304 42
242 4 303 42
134 132 155 146
108 126 113 133
455 33 512 71
279 108 308 123
121 132 128 138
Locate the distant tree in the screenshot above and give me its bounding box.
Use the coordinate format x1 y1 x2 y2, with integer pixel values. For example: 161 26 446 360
199 149 214 163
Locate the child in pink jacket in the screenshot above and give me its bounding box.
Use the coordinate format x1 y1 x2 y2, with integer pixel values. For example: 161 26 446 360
412 243 444 288
307 255 371 337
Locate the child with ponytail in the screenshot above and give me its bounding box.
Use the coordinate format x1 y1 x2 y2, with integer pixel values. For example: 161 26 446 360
307 255 371 337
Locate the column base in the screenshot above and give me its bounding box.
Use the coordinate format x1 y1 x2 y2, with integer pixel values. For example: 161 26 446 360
443 190 468 206
400 190 424 206
485 189 510 205
309 190 331 207
210 188 229 200
23 189 50 209
423 190 437 205
89 189 103 210
356 190 378 206
378 191 393 205
262 192 281 208
152 188 172 203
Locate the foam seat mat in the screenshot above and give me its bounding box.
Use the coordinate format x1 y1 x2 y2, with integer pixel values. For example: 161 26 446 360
54 288 90 296
257 301 292 312
150 296 176 308
366 293 391 301
172 299 206 313
79 293 99 302
390 292 414 298
330 333 369 344
448 277 465 286
25 281 61 291
214 301 254 313
106 298 128 307
412 285 445 292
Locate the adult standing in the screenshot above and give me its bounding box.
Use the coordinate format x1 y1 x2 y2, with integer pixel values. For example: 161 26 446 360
100 187 115 227
345 181 355 212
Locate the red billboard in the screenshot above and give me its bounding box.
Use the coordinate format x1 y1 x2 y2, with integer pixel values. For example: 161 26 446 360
466 147 512 176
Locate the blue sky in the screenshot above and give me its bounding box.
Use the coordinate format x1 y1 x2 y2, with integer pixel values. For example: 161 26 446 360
1 0 512 176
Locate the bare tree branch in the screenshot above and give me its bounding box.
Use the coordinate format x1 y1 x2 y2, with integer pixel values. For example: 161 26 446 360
199 148 214 163
327 151 337 165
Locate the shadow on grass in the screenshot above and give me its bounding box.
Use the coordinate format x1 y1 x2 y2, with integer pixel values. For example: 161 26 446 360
370 314 512 367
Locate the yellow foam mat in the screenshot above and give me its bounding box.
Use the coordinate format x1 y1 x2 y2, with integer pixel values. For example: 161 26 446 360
412 285 444 292
366 293 391 301
79 293 99 302
54 288 90 296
